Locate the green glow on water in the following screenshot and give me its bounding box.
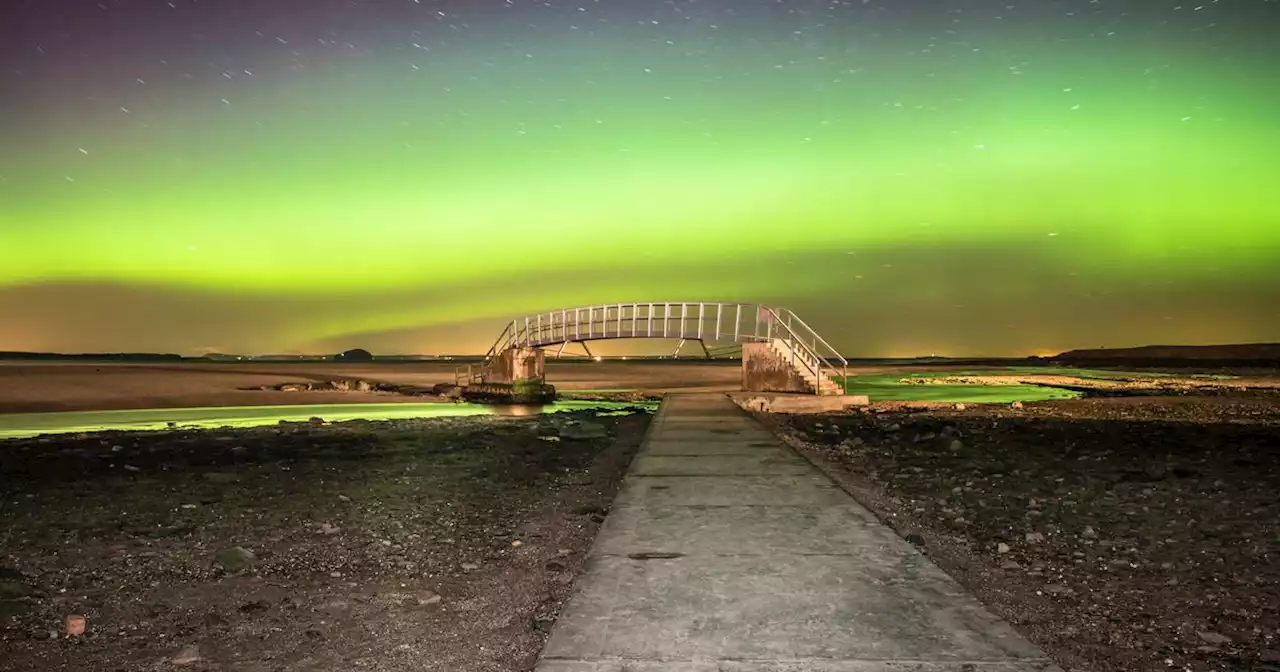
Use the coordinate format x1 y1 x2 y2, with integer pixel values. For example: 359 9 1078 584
0 401 656 440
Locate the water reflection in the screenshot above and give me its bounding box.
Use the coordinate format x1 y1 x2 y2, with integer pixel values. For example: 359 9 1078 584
490 404 546 417
0 400 658 440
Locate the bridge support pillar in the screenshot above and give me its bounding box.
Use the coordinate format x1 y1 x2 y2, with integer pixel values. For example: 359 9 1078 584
480 346 545 385
741 342 810 394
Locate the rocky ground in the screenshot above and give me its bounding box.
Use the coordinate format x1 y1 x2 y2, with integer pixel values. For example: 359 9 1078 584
767 393 1280 672
0 409 652 672
899 373 1280 396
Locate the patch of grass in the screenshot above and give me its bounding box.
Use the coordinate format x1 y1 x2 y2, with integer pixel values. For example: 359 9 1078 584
836 374 1081 403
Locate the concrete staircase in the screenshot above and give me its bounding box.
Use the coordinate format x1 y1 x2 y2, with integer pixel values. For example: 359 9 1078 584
769 338 843 395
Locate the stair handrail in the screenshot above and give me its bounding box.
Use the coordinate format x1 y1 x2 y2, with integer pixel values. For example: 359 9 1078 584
766 307 848 395
455 319 517 385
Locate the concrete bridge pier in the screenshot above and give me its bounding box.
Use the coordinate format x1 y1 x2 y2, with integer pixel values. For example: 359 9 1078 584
480 346 546 385
741 342 812 394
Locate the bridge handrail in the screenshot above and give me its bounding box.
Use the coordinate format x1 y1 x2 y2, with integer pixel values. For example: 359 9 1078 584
454 302 847 394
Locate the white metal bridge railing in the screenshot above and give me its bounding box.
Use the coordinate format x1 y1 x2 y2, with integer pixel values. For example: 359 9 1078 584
456 301 848 395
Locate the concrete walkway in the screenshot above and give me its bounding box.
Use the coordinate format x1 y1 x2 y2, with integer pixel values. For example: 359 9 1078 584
537 393 1061 672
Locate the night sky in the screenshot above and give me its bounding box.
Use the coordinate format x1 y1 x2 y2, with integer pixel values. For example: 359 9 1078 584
2 0 1277 356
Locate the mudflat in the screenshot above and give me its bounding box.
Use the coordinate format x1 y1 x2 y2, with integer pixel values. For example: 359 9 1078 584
0 361 742 414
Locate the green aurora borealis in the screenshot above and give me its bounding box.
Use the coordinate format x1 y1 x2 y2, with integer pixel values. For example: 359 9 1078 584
2 0 1277 356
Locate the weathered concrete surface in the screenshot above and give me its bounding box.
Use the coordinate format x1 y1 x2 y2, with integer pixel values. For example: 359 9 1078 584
536 393 1061 672
731 392 871 413
480 346 545 384
741 342 811 394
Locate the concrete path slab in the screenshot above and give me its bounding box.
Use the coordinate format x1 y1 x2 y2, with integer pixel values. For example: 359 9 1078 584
612 475 852 507
537 393 1061 672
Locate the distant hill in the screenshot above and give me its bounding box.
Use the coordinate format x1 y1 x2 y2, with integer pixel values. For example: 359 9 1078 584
1054 343 1280 367
332 348 374 362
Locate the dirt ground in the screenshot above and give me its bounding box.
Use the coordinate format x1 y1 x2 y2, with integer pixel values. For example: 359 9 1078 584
0 409 652 672
0 361 741 414
766 392 1280 672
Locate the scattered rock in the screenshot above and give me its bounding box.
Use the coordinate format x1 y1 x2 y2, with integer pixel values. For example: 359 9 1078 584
460 562 479 571
65 614 86 638
1010 401 1024 409
319 522 341 536
308 417 327 425
954 403 966 411
559 422 608 440
215 547 256 572
1197 631 1231 646
430 383 463 398
169 644 203 666
1025 531 1046 544
1081 526 1098 539
997 542 1012 554
947 439 964 452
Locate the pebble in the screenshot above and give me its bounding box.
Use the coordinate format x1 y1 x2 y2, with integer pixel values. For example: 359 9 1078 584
215 547 256 572
169 644 203 666
997 542 1012 554
65 615 86 637
1198 631 1231 645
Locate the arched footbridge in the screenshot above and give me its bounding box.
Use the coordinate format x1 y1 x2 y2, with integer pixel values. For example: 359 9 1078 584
456 301 847 395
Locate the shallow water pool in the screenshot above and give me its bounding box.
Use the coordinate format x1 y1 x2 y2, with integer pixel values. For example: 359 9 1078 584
0 400 657 440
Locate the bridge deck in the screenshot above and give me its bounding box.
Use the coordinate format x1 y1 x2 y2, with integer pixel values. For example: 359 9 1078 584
536 393 1060 672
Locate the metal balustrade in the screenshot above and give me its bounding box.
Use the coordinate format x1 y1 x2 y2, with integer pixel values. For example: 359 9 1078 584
457 301 848 395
